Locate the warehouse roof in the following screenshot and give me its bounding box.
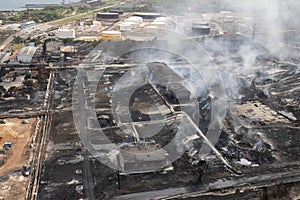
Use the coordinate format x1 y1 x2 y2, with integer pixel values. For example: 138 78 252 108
18 46 37 57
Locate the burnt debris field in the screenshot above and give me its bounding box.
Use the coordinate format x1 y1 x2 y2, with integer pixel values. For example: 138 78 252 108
0 1 299 199
37 34 300 200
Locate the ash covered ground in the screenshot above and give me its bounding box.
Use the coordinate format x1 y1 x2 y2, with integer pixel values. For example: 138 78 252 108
0 1 298 200
0 67 50 113
38 33 300 200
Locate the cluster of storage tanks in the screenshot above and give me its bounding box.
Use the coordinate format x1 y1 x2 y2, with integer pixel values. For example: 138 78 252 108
99 13 173 41
119 16 172 33
120 16 143 32
78 20 102 32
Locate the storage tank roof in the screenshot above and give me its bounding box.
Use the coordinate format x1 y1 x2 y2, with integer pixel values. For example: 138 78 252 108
98 12 119 15
155 17 170 21
122 22 136 25
102 31 121 35
151 22 166 25
145 26 158 29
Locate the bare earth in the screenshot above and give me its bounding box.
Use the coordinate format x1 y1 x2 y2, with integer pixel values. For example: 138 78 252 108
0 118 37 200
0 118 37 175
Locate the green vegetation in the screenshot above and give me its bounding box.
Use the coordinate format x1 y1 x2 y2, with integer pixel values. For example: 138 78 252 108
0 30 15 44
12 44 25 51
101 0 187 13
0 6 90 23
0 0 189 26
147 0 188 13
101 0 130 4
52 13 91 25
51 6 107 25
12 36 25 44
12 36 42 45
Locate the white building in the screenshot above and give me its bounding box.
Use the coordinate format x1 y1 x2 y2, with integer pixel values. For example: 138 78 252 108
17 46 37 63
58 29 76 39
20 21 36 29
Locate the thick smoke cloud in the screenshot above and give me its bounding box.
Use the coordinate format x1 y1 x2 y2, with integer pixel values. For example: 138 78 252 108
225 0 299 53
185 0 300 54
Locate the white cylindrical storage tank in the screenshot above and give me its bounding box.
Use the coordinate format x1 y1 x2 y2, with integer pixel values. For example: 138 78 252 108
102 31 122 41
145 26 158 33
155 17 170 22
127 16 143 23
150 22 166 29
120 23 132 32
124 19 139 26
122 21 137 28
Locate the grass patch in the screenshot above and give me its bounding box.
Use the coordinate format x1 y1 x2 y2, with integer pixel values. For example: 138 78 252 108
12 44 25 51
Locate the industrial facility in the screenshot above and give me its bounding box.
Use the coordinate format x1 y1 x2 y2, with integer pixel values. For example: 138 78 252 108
101 31 122 41
96 12 119 20
17 46 37 63
57 28 76 39
133 12 162 20
0 1 299 200
20 21 36 29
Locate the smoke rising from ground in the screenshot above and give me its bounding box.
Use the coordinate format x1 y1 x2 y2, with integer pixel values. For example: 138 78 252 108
184 0 300 55
223 0 298 54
